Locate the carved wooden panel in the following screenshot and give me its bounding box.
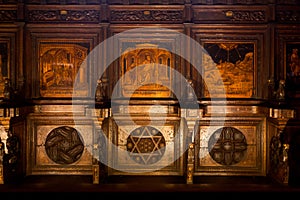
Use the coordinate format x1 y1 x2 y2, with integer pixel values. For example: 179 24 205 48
106 27 185 100
191 0 275 4
194 117 266 176
104 103 185 176
0 5 17 22
107 121 183 175
26 25 102 99
191 5 271 24
276 5 300 24
25 0 104 4
26 5 101 23
26 105 94 175
109 5 184 23
192 24 269 98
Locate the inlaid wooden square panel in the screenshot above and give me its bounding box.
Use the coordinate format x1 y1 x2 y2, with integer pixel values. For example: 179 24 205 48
26 105 96 175
193 117 266 176
103 104 186 176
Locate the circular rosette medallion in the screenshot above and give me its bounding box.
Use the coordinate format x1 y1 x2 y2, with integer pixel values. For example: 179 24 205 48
208 127 247 166
45 126 84 165
126 126 166 165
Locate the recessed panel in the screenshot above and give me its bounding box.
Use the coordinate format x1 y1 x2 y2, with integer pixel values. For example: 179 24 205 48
194 118 265 176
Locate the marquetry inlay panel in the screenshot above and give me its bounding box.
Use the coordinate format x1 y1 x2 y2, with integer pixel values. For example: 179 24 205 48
39 43 88 97
203 42 254 98
194 116 266 176
126 126 166 165
45 126 84 165
121 43 174 98
208 127 247 166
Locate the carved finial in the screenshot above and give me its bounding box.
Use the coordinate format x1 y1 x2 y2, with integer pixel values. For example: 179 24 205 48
276 79 286 101
3 78 12 101
267 78 275 100
95 79 104 102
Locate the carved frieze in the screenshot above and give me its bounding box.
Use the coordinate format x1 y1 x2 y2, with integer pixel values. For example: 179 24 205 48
192 0 272 4
110 9 183 23
192 6 269 23
227 10 265 22
193 10 266 23
27 9 100 22
0 10 17 22
276 10 300 23
107 0 185 4
25 0 98 4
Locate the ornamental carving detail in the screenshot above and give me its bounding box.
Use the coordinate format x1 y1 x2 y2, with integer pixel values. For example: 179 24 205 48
110 10 183 23
27 10 100 22
277 10 300 23
227 10 265 22
0 10 17 22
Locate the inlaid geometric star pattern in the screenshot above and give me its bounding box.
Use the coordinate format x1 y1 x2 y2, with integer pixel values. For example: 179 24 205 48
126 126 166 165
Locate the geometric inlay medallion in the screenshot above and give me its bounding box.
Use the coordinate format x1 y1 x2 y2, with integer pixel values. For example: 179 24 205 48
126 126 166 165
208 127 247 166
45 126 84 165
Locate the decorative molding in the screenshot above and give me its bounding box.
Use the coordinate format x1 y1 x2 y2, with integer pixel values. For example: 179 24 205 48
0 10 17 22
227 10 266 22
27 9 100 22
193 9 266 23
277 10 300 23
110 9 183 23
